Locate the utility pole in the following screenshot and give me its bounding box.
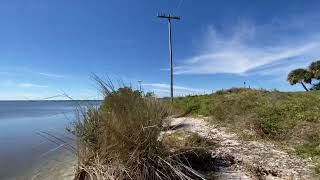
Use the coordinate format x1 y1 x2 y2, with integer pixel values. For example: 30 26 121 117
157 14 180 102
137 80 143 92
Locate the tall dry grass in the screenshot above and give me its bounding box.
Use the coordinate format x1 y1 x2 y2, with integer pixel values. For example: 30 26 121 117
72 78 202 180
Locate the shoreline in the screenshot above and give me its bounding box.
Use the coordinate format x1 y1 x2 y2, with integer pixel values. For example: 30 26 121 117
29 149 76 180
13 149 77 180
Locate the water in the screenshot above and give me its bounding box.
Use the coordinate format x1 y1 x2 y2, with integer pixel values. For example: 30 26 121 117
0 100 101 180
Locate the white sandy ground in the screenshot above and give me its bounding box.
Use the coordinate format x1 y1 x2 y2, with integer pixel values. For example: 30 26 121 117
166 117 316 180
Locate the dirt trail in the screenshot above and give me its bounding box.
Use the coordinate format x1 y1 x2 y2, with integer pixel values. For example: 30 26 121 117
167 117 315 180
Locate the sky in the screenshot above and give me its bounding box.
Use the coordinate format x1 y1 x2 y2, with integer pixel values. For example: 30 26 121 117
1 0 320 100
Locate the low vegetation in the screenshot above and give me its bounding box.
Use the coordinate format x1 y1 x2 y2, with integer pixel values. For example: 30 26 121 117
172 88 320 173
70 80 208 180
69 77 320 178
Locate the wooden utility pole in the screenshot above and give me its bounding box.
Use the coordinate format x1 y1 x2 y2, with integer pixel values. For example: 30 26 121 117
157 14 180 102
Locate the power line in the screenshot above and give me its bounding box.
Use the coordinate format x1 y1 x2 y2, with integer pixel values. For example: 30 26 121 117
157 14 181 102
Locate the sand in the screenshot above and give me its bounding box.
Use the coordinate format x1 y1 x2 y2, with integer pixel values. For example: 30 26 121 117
167 117 315 179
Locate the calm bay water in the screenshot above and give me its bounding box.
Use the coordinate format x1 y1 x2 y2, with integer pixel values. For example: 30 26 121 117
0 100 100 180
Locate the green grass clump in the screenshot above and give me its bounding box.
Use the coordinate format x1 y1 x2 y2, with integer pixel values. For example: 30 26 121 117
173 88 320 140
172 88 320 173
72 79 202 180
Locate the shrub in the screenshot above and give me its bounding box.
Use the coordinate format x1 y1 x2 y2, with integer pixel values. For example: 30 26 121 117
72 79 201 179
173 88 320 140
171 88 320 175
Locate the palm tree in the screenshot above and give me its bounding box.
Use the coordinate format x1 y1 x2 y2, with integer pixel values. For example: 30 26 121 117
287 68 313 91
309 60 320 79
308 60 320 90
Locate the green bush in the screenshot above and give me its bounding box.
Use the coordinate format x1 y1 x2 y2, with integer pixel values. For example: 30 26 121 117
296 131 320 157
172 88 320 170
173 88 320 141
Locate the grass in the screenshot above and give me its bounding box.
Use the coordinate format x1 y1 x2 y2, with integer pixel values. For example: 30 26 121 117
162 131 215 150
171 88 320 174
70 79 205 180
70 84 320 178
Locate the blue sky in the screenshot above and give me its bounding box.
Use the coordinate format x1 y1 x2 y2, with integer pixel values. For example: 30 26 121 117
1 0 320 100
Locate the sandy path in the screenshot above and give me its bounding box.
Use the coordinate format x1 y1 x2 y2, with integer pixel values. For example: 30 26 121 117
168 117 315 180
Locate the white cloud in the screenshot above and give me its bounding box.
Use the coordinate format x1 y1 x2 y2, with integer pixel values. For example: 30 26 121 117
38 72 64 78
19 83 48 88
175 18 320 75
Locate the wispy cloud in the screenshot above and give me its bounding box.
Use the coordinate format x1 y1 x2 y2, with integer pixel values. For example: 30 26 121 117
142 83 209 96
0 71 12 75
19 83 48 88
175 16 320 76
0 67 64 79
38 72 64 78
